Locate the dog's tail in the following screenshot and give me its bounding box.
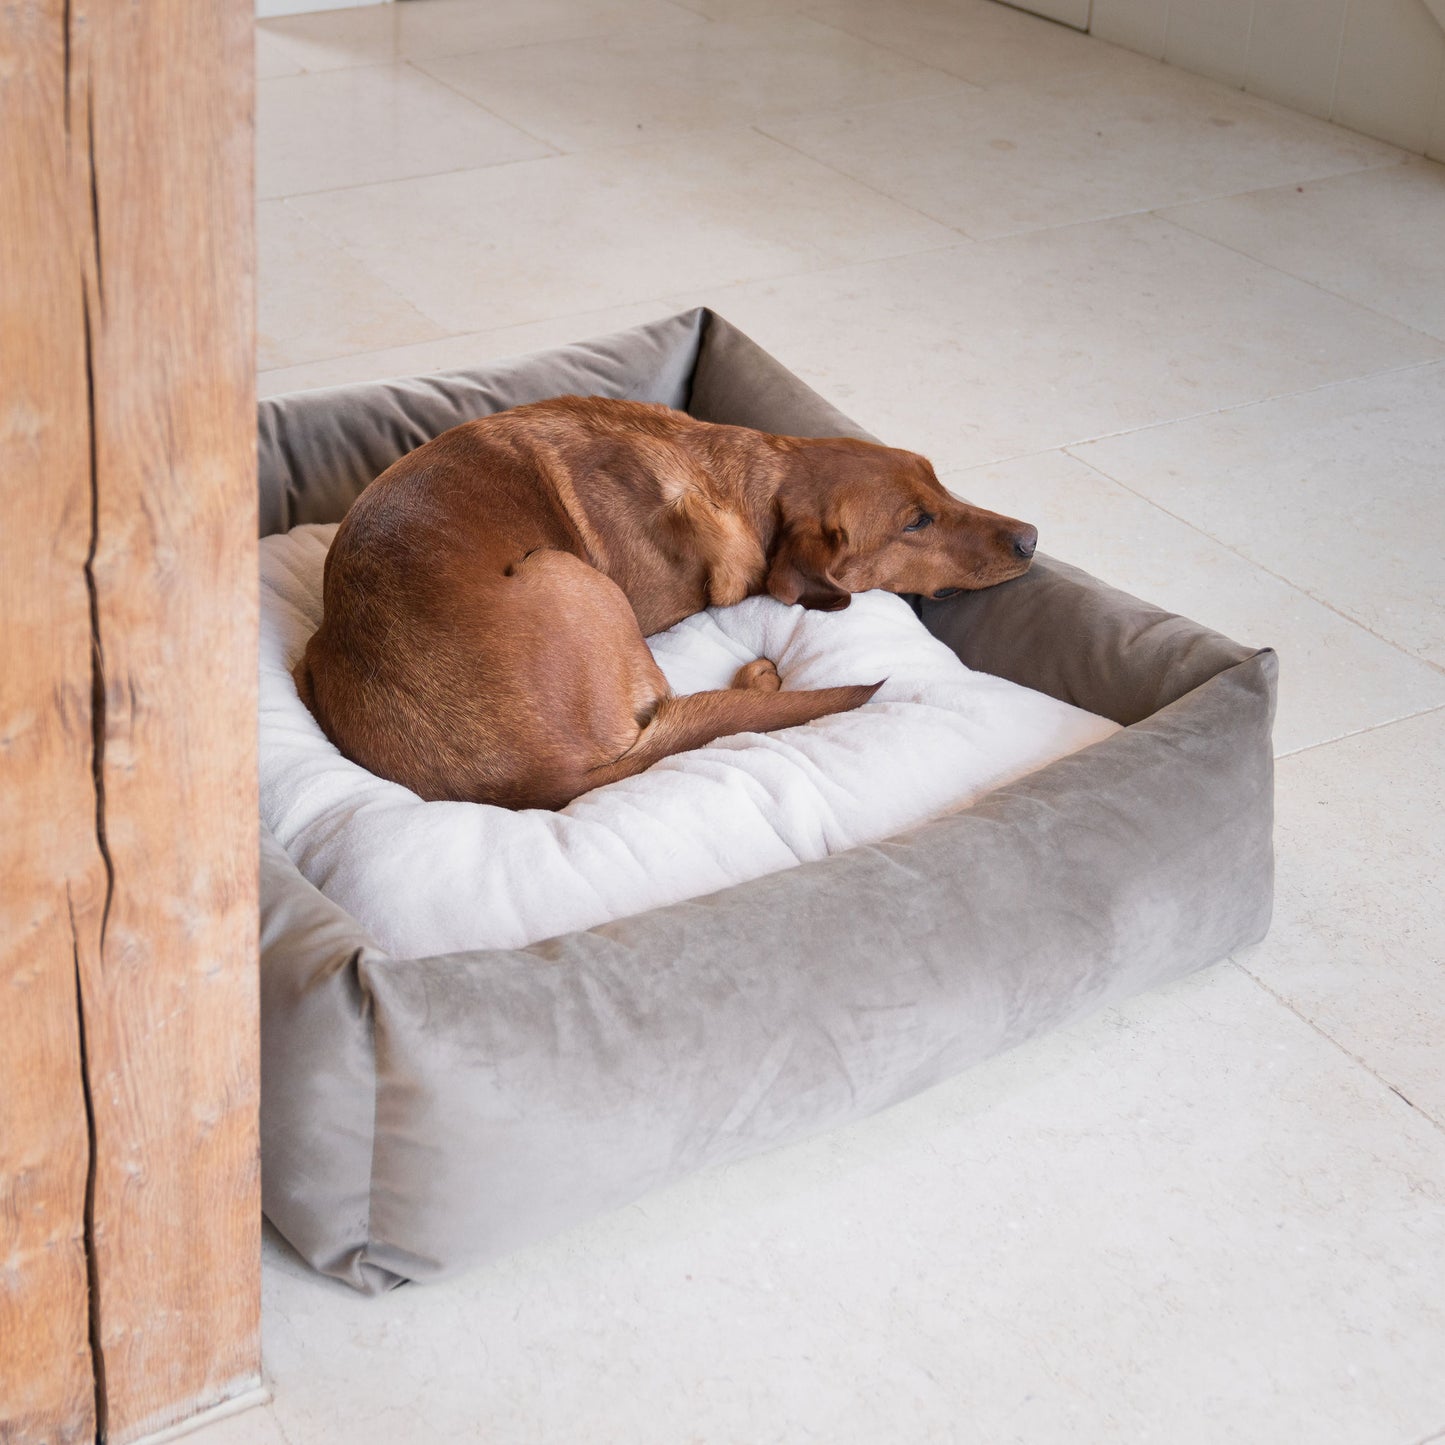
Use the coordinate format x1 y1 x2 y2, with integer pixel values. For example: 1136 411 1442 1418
583 681 882 794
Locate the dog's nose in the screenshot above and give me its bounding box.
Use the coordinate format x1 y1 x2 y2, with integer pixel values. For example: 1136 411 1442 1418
1012 525 1038 560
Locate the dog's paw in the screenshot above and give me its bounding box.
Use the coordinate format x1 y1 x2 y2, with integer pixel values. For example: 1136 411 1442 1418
731 657 782 693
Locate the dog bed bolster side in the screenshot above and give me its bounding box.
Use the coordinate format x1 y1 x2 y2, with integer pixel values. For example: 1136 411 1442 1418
351 647 1275 1284
257 309 709 538
922 556 1263 725
260 825 398 1294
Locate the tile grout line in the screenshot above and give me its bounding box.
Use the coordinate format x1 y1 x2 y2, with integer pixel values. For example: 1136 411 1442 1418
934 159 1411 246
943 343 1445 477
1229 961 1445 1138
774 9 995 97
1057 351 1444 457
399 10 714 72
1064 429 1445 679
1134 152 1411 224
257 5 708 78
768 3 989 87
261 58 565 200
258 201 450 367
402 9 981 147
269 146 575 205
997 152 1413 241
266 182 980 372
262 140 558 202
399 57 570 157
269 1398 298 1445
648 0 724 26
759 7 1002 94
258 218 973 373
1272 704 1445 763
796 0 1117 91
1152 209 1445 351
748 123 976 241
758 123 1408 247
264 104 983 217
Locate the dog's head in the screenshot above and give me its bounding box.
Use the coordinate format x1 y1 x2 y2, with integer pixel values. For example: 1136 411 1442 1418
766 438 1037 610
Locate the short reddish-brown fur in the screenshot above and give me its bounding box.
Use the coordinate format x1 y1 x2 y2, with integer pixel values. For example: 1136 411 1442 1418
295 396 1036 810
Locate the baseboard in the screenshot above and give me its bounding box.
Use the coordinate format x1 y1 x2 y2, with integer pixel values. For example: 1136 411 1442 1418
127 1385 273 1445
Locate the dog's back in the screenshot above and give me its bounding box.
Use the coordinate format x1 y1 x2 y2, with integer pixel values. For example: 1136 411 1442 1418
295 397 1033 808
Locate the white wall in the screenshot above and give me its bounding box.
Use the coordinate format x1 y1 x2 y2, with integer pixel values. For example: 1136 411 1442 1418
1086 0 1445 159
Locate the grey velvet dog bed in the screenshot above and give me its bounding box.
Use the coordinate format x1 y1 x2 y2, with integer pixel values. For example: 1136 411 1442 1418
259 308 1276 1293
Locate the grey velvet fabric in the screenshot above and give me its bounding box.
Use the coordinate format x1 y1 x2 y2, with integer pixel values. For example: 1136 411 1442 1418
257 309 1276 1291
257 309 704 537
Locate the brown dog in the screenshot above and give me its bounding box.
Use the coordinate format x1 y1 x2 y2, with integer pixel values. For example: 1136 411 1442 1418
295 396 1036 810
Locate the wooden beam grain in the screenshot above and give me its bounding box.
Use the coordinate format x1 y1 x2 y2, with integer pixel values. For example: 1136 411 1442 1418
71 1 261 1439
2 0 260 1440
1 3 103 1441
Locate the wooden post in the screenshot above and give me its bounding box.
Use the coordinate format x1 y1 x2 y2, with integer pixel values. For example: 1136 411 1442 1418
1 2 260 1442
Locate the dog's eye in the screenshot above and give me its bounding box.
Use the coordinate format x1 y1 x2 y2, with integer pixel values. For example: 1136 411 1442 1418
903 513 934 532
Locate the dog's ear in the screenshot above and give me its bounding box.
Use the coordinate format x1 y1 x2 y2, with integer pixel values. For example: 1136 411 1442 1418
765 522 851 611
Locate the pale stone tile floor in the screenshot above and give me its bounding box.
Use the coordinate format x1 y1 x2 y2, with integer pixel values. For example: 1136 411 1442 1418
235 1 1445 1441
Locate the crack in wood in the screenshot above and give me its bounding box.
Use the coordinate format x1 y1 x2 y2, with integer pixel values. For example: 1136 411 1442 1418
82 291 113 957
81 161 111 1434
62 0 72 144
21 9 263 1435
67 888 108 1445
86 87 103 317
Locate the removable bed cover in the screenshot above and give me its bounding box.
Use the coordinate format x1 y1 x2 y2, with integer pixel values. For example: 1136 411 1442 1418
258 308 1277 1293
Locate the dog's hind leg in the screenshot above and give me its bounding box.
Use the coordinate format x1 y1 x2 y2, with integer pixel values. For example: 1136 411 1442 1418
581 676 882 796
490 549 879 806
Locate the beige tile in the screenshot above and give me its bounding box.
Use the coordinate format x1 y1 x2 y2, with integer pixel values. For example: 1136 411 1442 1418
257 200 445 371
257 0 701 73
943 450 1445 755
1088 0 1168 60
1074 362 1445 668
1161 161 1445 342
672 0 810 16
286 128 959 334
1244 0 1349 119
258 300 685 397
256 27 306 80
258 965 1445 1445
1161 0 1253 87
762 63 1399 240
1249 707 1445 1125
415 15 967 155
803 0 1138 87
398 0 703 57
1025 0 1092 29
1332 0 1445 154
181 1404 290 1445
659 216 1442 470
256 5 400 73
257 63 552 200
